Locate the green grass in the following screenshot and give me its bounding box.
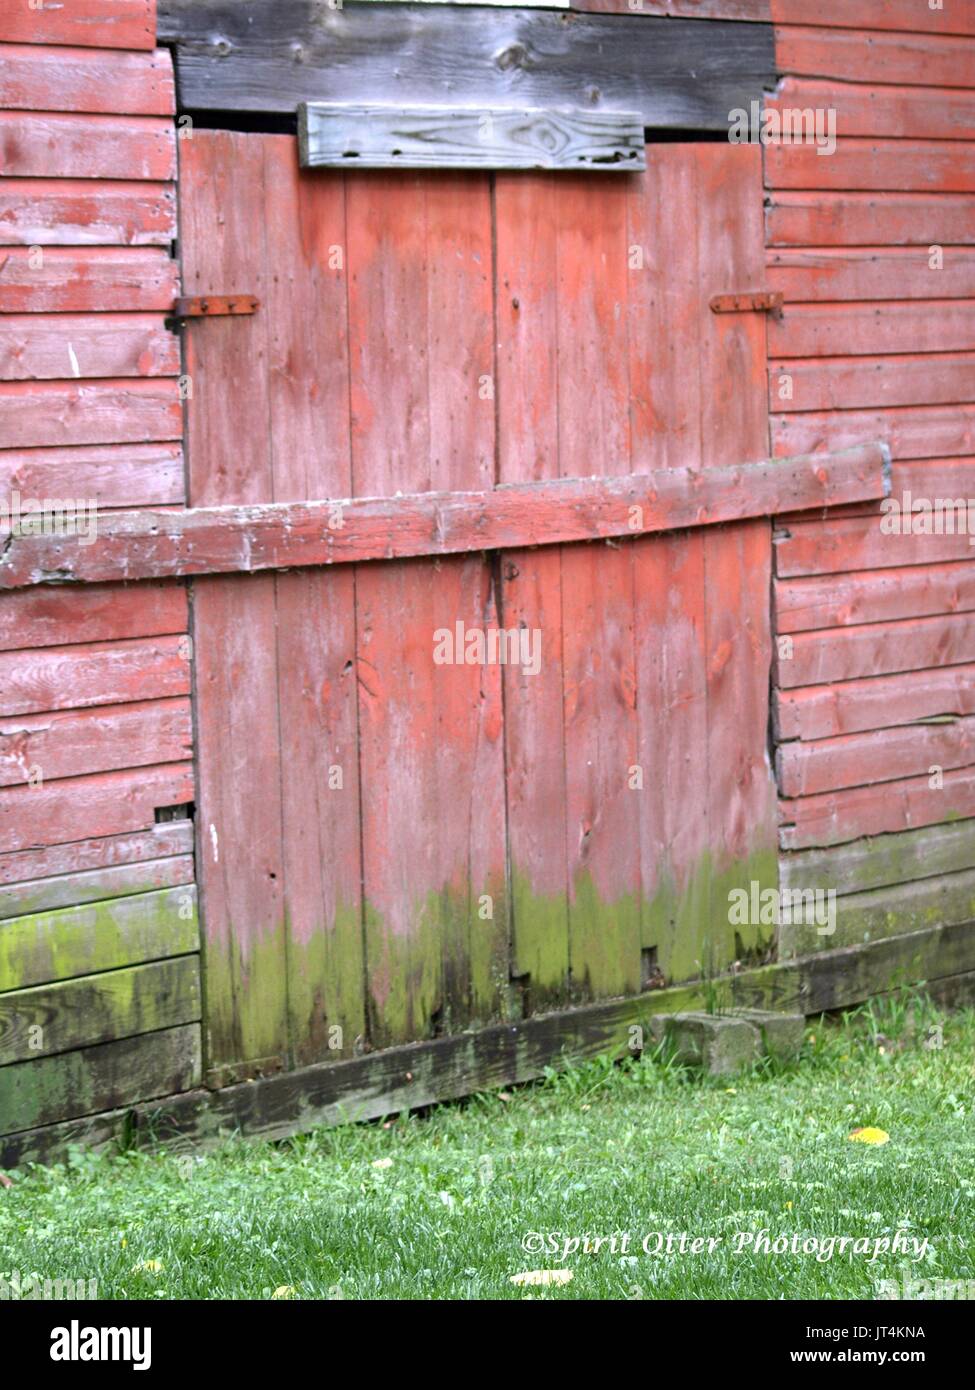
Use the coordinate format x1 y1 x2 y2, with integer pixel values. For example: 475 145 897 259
3 994 975 1300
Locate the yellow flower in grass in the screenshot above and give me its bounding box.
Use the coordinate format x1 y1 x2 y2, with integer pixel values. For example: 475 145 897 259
271 1285 296 1300
132 1260 163 1274
510 1269 573 1287
848 1127 890 1146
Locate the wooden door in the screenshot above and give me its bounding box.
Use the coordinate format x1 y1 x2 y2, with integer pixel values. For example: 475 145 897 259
179 134 778 1082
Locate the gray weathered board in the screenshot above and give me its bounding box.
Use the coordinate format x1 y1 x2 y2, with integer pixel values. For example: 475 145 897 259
298 103 645 171
157 1 777 130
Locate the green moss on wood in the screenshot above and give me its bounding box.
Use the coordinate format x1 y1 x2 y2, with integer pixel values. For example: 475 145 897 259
0 888 199 993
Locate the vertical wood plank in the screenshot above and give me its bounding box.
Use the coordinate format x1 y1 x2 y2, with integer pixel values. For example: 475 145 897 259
699 143 779 970
347 173 506 1047
556 175 641 1002
495 174 570 1012
180 131 288 1078
262 139 366 1067
628 147 710 985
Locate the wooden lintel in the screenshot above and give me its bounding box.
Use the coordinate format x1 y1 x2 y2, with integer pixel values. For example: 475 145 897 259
157 1 777 131
0 443 890 589
299 104 646 172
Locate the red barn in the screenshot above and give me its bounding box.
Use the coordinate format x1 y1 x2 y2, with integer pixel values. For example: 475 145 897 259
1 0 973 1162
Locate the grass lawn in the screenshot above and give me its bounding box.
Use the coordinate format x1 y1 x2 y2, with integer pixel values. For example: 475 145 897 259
2 993 974 1301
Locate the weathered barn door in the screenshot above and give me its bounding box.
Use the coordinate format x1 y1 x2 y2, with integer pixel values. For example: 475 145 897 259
179 134 778 1082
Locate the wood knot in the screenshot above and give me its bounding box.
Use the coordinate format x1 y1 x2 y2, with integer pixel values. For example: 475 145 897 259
496 42 529 72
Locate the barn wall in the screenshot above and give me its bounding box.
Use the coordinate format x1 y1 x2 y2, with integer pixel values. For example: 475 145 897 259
2 0 975 1162
766 2 975 957
0 0 202 1141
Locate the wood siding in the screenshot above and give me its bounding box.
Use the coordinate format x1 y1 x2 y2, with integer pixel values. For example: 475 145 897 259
768 9 975 950
0 3 201 1140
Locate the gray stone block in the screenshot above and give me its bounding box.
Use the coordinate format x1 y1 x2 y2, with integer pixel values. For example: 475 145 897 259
728 1008 805 1061
659 1012 761 1075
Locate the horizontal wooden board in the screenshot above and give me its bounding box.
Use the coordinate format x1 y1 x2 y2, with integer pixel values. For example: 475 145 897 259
776 559 975 632
776 612 975 688
0 179 176 246
776 460 975 522
0 1024 201 1138
768 77 975 141
0 249 179 313
0 955 200 1065
772 404 975 460
772 1 975 35
770 352 975 413
779 866 975 958
0 697 193 786
300 103 645 171
775 512 975 577
766 192 975 248
0 635 190 718
768 249 975 303
576 1 770 17
0 442 184 510
782 819 975 898
780 766 975 849
0 0 156 50
0 819 193 889
0 313 179 381
0 883 197 993
0 111 176 182
0 443 889 587
778 716 975 797
0 43 174 115
0 378 182 449
776 662 975 741
159 2 776 129
927 968 975 1009
765 138 975 194
0 580 186 652
0 761 195 852
774 25 975 88
0 852 193 919
769 301 975 357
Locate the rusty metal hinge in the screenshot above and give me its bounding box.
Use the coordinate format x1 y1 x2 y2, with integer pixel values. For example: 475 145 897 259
710 291 783 318
172 295 259 319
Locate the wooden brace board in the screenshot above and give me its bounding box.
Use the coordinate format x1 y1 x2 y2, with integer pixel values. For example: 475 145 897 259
0 444 889 588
